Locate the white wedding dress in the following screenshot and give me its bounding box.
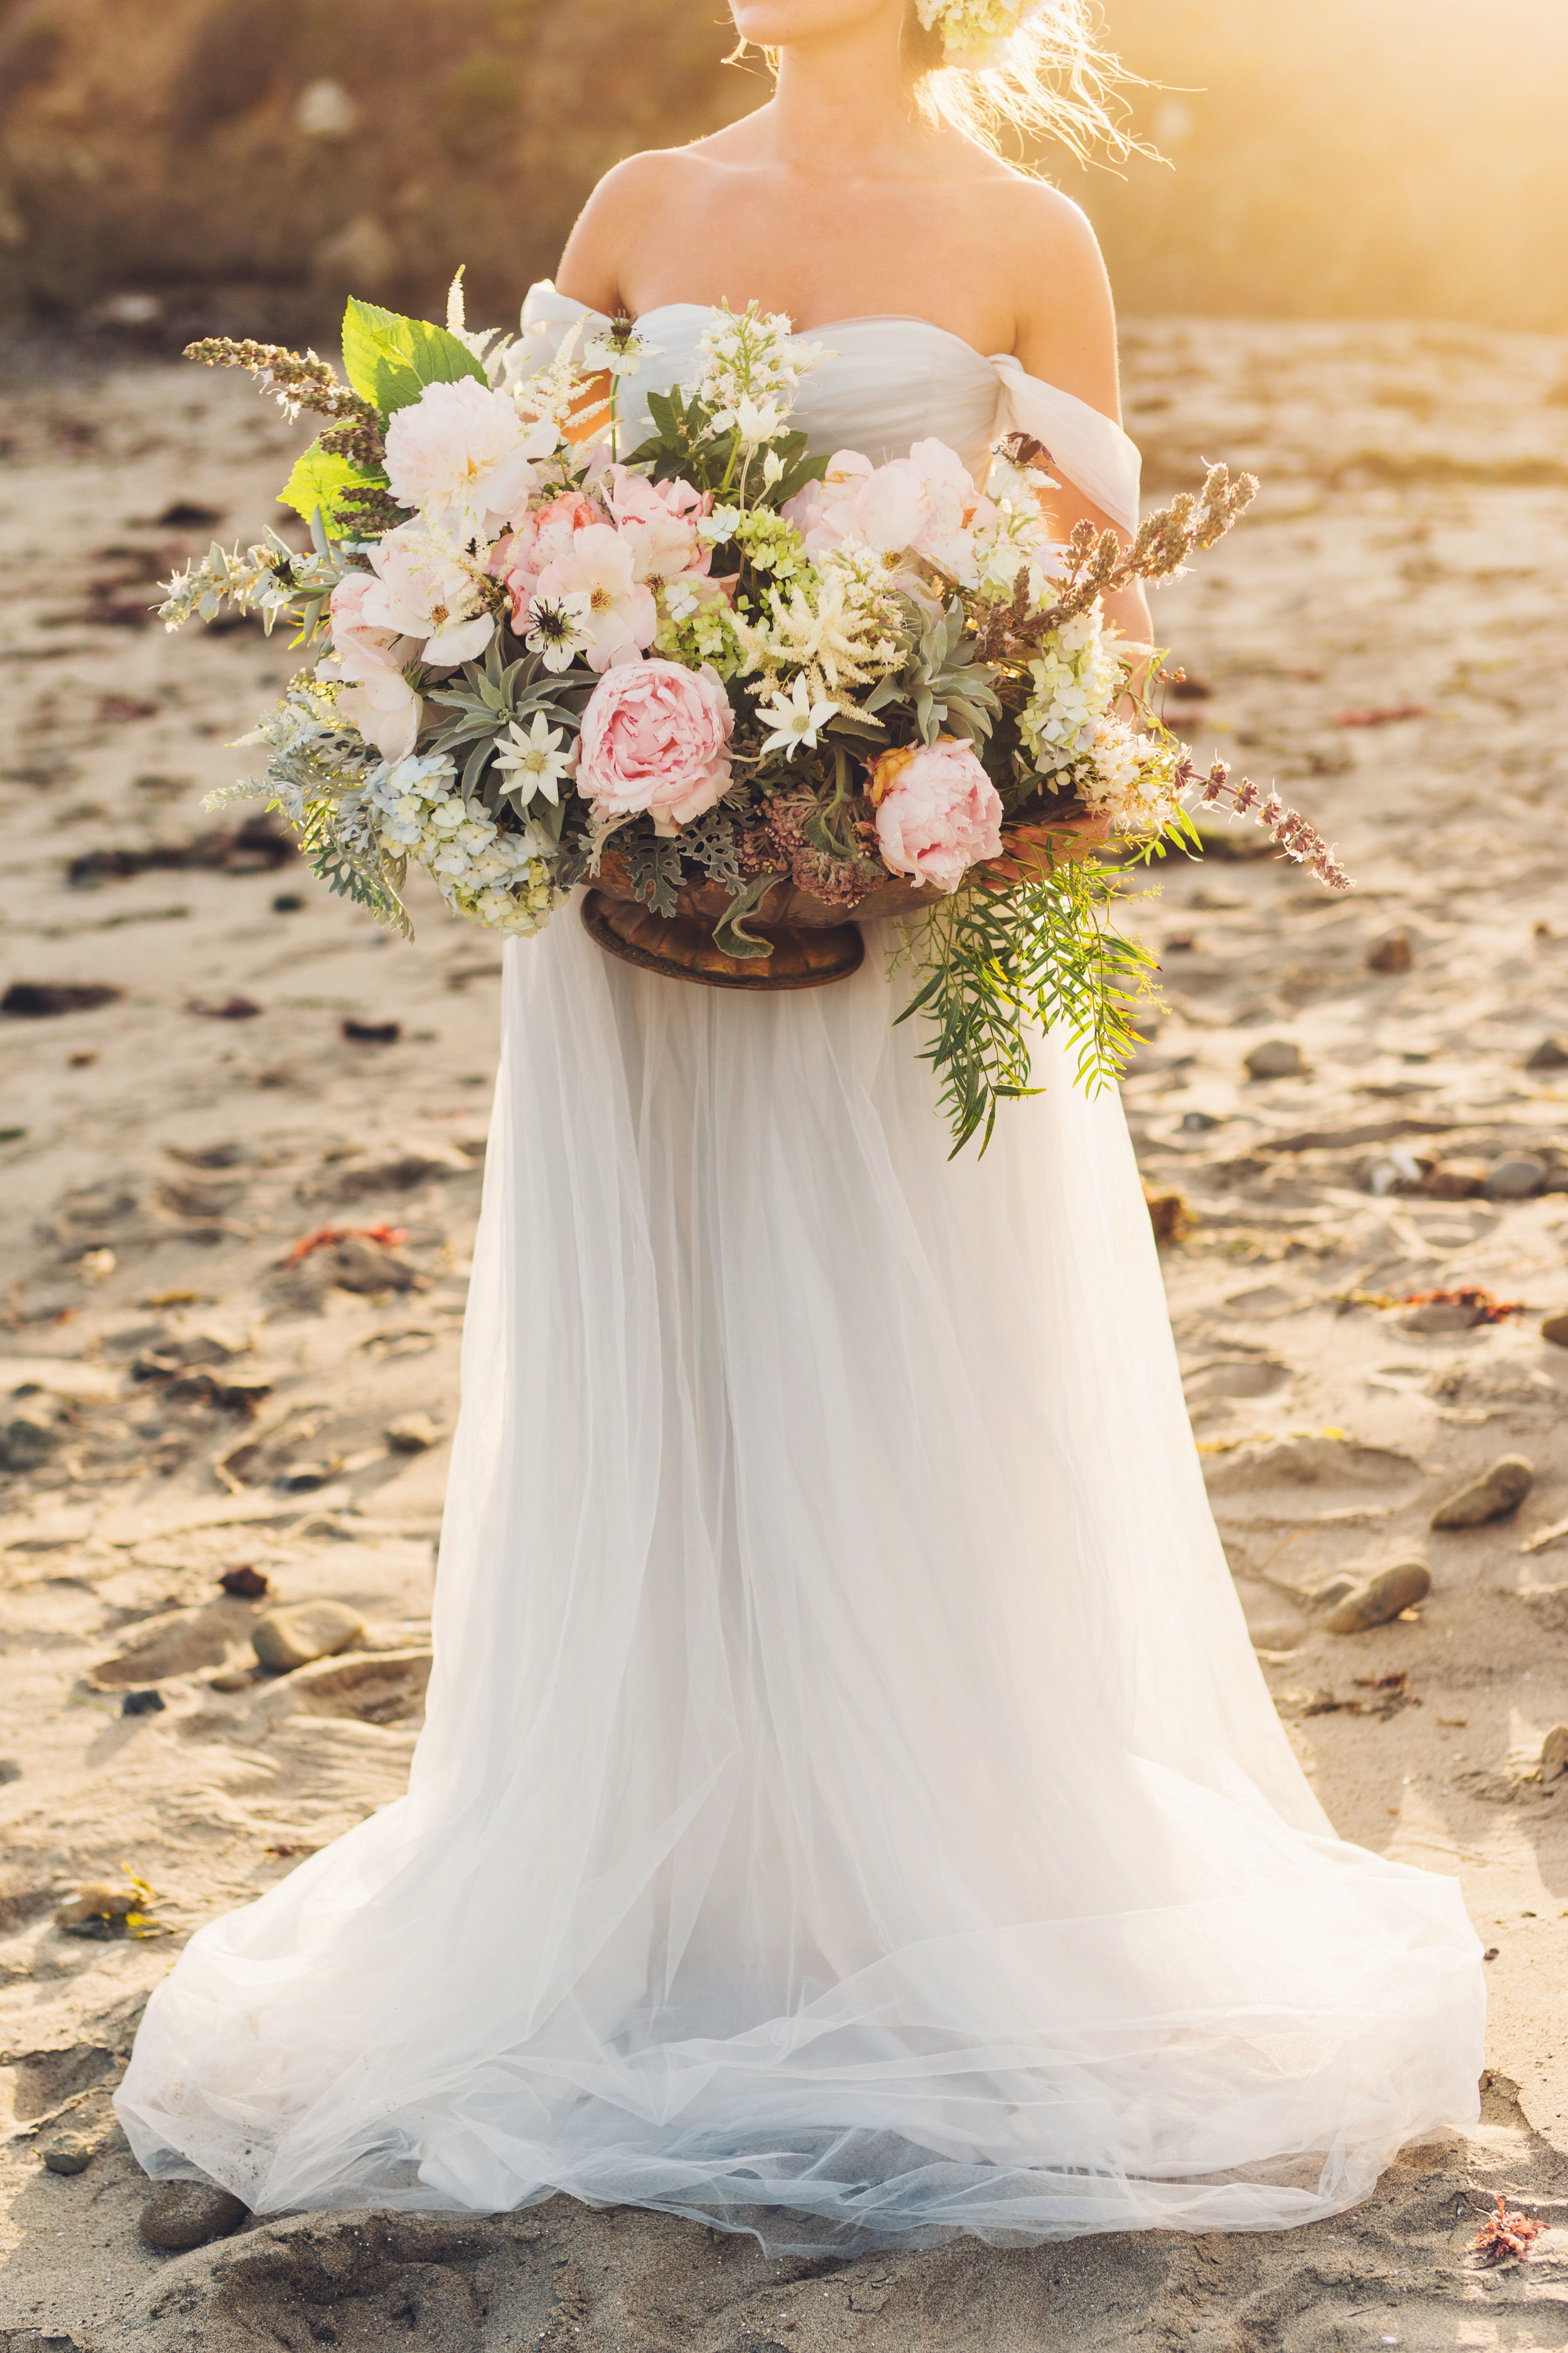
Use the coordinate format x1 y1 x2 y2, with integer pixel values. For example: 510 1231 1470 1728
115 293 1484 2253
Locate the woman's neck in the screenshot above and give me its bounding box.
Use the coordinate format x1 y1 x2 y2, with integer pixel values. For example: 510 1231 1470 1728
760 28 935 176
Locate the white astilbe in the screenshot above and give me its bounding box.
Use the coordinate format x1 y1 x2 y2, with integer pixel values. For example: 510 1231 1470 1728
729 558 900 704
1019 603 1123 767
500 317 596 438
1071 717 1187 830
359 753 563 936
691 302 827 435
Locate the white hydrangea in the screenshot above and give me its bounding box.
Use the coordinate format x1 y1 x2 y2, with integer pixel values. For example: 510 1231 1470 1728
360 752 563 936
1019 603 1123 768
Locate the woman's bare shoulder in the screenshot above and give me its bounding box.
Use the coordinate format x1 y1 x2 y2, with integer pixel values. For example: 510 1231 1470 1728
979 177 1120 413
554 138 758 311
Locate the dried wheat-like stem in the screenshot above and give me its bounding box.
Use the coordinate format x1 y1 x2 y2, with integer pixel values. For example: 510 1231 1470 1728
1194 755 1351 890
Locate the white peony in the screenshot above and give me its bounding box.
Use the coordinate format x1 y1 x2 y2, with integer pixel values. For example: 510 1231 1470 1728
383 378 557 536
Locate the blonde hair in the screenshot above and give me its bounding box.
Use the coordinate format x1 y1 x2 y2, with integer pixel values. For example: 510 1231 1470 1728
733 3 1138 167
903 3 1138 164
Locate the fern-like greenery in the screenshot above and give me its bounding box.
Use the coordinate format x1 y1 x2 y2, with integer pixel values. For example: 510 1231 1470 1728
898 847 1163 1157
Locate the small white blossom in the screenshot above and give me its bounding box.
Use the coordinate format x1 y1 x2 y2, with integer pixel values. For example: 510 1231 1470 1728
697 505 742 544
494 711 572 805
762 449 785 487
524 590 593 672
756 676 839 758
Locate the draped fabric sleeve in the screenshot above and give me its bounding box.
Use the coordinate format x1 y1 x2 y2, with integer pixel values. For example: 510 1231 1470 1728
988 354 1143 539
514 279 612 376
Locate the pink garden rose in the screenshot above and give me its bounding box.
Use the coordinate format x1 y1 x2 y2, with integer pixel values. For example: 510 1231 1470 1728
868 738 1004 892
490 490 602 618
576 660 734 832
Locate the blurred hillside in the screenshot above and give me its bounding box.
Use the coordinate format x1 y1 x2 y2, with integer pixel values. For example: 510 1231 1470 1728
0 0 1564 338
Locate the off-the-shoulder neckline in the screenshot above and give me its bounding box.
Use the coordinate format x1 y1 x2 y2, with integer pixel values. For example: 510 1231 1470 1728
629 302 997 369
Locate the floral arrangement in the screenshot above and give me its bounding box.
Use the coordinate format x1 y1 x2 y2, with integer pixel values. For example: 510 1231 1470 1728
166 276 1345 1152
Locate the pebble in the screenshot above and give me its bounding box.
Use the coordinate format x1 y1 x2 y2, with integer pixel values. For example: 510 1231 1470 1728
1542 1310 1568 1349
331 1236 422 1295
273 1462 331 1493
1430 1454 1534 1529
138 2180 248 2251
41 2130 97 2175
1423 1159 1488 1200
1403 1300 1487 1333
219 1564 269 1598
1541 1726 1568 1782
1366 927 1413 974
121 1688 166 1716
1525 1036 1568 1071
0 1759 20 1785
1485 1153 1547 1200
252 1600 366 1674
1325 1559 1431 1635
386 1412 437 1452
1244 1039 1303 1080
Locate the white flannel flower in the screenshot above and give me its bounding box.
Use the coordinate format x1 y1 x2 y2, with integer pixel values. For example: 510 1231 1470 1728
757 676 839 758
494 711 572 805
697 505 742 544
580 328 664 380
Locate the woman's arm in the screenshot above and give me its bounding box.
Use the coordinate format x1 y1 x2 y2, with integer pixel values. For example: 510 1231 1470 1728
997 183 1153 657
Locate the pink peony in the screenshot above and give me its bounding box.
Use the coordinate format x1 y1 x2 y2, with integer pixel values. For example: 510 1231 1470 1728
381 378 554 534
576 660 733 832
490 490 603 619
787 440 995 585
868 738 1003 892
358 521 494 665
320 573 422 758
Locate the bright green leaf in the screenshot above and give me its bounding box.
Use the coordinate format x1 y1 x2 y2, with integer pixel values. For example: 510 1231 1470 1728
277 438 386 529
341 297 487 415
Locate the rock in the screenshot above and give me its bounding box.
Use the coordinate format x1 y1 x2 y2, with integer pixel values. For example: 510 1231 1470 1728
219 1564 268 1598
41 2130 97 2175
1423 1159 1488 1200
295 75 358 137
1485 1153 1547 1199
1367 1147 1426 1195
331 1143 472 1196
209 1665 259 1692
0 1759 20 1785
1 982 123 1017
1366 927 1413 974
252 1600 366 1674
1142 1184 1195 1243
341 1017 401 1045
1542 1310 1568 1349
1403 1300 1488 1333
1325 1558 1432 1634
121 1688 166 1716
274 1462 331 1493
0 1411 59 1471
386 1412 437 1453
1541 1726 1568 1781
1244 1038 1304 1080
139 2180 248 2251
1430 1454 1534 1529
1525 1036 1568 1070
53 1881 137 1928
1179 1109 1224 1132
330 1237 422 1294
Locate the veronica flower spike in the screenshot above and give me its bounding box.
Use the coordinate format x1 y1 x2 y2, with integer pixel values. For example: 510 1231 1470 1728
758 676 839 758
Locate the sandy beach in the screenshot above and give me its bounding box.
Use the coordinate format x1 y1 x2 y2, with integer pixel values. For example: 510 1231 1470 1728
3 314 1567 2347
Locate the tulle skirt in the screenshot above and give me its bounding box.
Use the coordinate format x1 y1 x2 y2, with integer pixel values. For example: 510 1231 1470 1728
115 906 1483 2251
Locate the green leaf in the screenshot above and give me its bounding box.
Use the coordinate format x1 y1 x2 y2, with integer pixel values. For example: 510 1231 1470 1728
277 438 387 529
712 871 785 960
341 297 487 416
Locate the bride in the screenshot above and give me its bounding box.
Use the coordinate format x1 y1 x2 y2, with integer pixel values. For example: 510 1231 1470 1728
116 0 1483 2253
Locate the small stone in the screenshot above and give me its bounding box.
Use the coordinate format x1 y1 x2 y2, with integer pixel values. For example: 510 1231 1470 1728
274 1462 331 1493
1367 927 1413 974
138 2180 247 2251
1485 1154 1547 1200
1423 1159 1488 1201
1430 1454 1534 1529
0 1759 20 1785
209 1665 258 1692
1542 1310 1568 1349
330 1237 421 1295
1180 1110 1223 1132
53 1881 137 1928
121 1687 166 1716
1540 1726 1568 1782
252 1600 366 1674
1142 1184 1195 1244
0 1413 58 1472
41 2130 97 2175
1525 1036 1568 1071
1325 1558 1432 1635
1403 1300 1488 1333
385 1412 437 1452
1244 1038 1304 1080
219 1564 268 1598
